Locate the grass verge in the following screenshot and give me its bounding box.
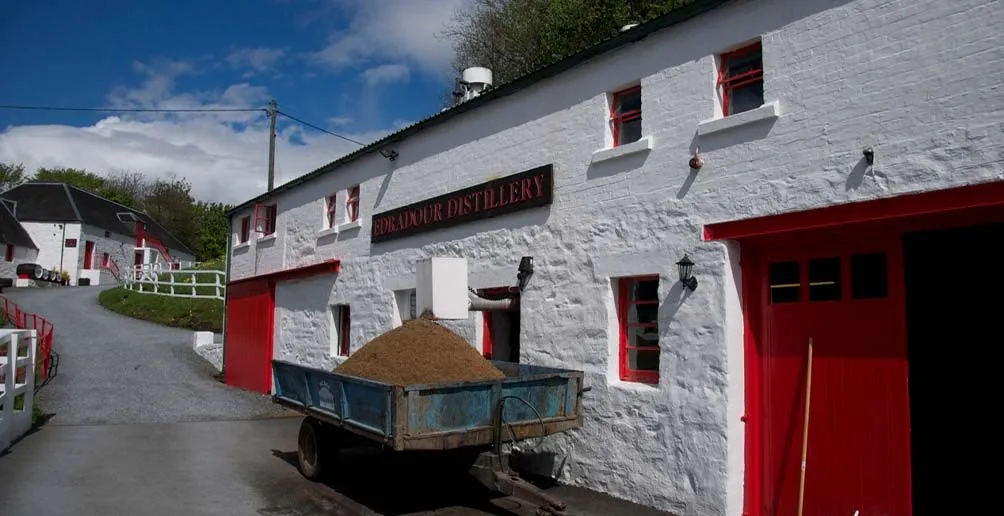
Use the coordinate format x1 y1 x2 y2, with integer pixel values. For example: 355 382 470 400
98 286 223 332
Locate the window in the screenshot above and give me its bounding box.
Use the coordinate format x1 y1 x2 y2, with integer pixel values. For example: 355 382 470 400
325 194 337 229
610 85 642 147
851 253 888 299
718 42 764 116
330 304 351 357
101 252 110 267
346 185 360 223
617 276 660 384
239 216 250 243
253 204 277 236
808 257 841 301
4 244 12 262
769 261 800 303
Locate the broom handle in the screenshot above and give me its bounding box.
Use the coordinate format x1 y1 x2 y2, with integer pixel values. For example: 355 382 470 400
796 338 814 516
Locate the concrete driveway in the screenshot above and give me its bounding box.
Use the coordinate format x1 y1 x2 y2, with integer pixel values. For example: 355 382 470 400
0 287 671 516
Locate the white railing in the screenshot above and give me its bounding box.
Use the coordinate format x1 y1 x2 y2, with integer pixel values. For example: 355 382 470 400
122 265 226 300
1 329 37 451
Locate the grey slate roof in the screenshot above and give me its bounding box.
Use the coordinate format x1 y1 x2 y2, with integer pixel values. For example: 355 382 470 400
228 0 730 216
1 182 195 256
0 199 37 249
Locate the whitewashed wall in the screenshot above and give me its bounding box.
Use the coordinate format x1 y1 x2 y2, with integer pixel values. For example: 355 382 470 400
20 222 82 281
0 245 39 279
227 0 1004 513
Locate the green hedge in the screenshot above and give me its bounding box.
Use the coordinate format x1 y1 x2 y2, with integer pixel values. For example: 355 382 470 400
98 287 223 332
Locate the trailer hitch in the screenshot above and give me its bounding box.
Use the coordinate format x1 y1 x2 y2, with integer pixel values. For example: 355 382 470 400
469 451 568 515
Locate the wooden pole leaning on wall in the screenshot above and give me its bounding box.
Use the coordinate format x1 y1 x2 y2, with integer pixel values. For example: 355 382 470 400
796 337 814 516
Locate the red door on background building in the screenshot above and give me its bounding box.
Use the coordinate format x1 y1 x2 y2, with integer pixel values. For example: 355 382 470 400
83 241 95 269
224 279 275 393
746 231 912 516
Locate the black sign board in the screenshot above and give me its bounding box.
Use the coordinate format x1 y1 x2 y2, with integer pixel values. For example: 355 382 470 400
371 164 553 243
65 238 77 248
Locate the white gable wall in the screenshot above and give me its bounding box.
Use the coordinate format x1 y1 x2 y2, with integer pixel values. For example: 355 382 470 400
226 0 1004 512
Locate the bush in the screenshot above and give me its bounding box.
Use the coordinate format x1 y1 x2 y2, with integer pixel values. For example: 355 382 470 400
98 287 223 332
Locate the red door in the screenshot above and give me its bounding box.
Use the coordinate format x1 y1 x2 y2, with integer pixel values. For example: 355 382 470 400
83 241 95 269
224 279 275 393
749 233 912 516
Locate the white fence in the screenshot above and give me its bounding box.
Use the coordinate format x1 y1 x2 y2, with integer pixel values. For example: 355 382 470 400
0 329 37 451
122 265 226 300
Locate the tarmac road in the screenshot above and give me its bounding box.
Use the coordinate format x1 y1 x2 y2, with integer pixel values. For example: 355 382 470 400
0 286 671 516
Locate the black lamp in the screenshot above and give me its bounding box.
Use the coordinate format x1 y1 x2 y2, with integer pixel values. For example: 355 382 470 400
676 254 698 291
517 256 534 291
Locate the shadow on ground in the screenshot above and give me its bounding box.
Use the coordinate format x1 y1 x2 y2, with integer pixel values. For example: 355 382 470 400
270 447 522 515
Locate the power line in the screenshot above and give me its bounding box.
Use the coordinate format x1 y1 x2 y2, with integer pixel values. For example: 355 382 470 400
0 104 266 114
276 109 367 147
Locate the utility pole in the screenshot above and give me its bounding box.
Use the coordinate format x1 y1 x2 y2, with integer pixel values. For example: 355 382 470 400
267 99 278 192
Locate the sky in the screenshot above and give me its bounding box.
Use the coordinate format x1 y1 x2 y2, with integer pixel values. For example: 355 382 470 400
0 0 468 204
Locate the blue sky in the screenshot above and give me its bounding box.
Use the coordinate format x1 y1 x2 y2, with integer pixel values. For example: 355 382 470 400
0 0 467 203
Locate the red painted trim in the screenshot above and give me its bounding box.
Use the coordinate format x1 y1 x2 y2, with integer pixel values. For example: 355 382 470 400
339 305 351 357
704 180 1004 242
616 275 660 384
482 311 493 359
718 41 763 116
610 85 641 148
83 240 95 269
347 185 360 222
741 249 762 516
227 259 341 286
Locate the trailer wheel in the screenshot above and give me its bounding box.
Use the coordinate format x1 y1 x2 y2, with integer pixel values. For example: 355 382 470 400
297 417 325 481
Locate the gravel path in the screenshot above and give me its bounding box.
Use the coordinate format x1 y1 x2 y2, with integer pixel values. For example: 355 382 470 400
3 286 288 426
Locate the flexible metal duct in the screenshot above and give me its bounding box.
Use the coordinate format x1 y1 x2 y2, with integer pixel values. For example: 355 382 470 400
468 291 517 311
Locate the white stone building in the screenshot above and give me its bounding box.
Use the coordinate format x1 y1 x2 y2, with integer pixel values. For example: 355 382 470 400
1 183 196 285
223 0 1003 513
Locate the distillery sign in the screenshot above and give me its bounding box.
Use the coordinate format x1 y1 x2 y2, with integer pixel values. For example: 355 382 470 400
371 164 553 243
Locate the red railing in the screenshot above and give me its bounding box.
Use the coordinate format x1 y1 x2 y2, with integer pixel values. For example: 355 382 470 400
102 257 121 280
135 222 176 267
1 296 54 381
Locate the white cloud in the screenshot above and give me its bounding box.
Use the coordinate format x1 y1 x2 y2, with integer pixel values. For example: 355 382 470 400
310 0 468 78
226 47 287 75
0 117 393 205
362 63 410 85
0 59 396 205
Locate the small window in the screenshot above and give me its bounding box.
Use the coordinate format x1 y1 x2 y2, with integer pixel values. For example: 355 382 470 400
852 253 888 299
610 86 642 147
718 42 764 116
346 185 360 223
4 244 13 262
239 216 250 243
617 276 660 384
101 252 110 267
769 261 800 303
325 194 337 229
253 204 277 236
809 257 841 301
330 304 351 357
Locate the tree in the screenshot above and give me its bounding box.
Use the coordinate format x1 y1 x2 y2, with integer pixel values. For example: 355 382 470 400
444 0 693 92
33 167 108 192
0 162 28 192
104 169 151 209
143 175 198 253
193 201 233 261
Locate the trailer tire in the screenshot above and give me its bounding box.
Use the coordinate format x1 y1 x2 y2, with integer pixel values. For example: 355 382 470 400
297 417 325 481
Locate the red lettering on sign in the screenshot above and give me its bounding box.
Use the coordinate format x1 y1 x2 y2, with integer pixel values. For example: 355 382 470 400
533 174 545 198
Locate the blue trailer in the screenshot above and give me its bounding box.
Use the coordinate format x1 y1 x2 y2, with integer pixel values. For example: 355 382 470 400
271 359 588 515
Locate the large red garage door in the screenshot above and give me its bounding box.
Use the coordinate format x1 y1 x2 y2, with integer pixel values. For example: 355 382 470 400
224 279 275 393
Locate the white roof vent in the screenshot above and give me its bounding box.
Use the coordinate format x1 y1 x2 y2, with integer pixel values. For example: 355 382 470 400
454 67 494 103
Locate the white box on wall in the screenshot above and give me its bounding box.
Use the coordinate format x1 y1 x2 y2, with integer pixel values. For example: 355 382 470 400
415 257 468 320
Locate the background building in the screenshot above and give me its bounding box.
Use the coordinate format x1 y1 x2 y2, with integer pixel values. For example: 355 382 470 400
223 0 1003 513
1 182 196 285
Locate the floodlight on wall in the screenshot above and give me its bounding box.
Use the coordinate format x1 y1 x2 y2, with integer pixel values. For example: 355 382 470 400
517 256 534 291
676 254 698 291
380 149 399 161
863 147 874 166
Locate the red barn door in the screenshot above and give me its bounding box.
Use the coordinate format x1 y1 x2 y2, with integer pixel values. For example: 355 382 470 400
750 233 912 516
224 279 275 393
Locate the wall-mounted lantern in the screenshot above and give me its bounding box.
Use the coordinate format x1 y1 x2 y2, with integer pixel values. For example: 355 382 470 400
677 254 698 291
863 147 874 166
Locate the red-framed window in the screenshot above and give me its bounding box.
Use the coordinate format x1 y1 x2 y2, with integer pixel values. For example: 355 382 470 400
101 252 110 267
4 244 13 262
617 275 660 384
346 185 360 223
610 85 642 147
332 304 351 357
718 42 764 116
239 216 251 243
325 194 337 228
253 204 277 236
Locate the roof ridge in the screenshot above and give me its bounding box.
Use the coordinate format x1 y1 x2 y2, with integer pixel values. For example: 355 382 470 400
61 183 83 220
64 183 145 215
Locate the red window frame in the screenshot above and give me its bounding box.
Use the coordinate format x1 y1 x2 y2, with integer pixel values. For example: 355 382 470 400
617 275 660 384
609 85 641 147
346 185 360 223
4 244 13 262
101 252 110 267
239 216 251 243
253 204 277 235
338 305 351 357
326 194 338 228
718 42 764 116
